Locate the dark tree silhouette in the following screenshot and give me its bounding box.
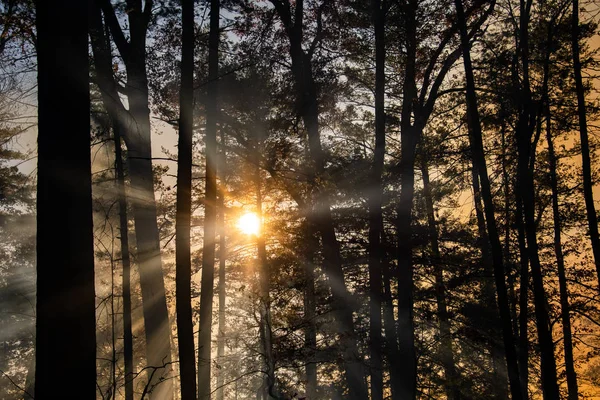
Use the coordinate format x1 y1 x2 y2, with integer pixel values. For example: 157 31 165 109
198 0 220 397
175 0 197 398
453 0 523 399
35 0 96 398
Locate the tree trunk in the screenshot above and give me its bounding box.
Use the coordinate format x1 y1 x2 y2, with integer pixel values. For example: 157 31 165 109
515 1 560 397
91 3 174 397
471 163 509 400
216 145 227 400
381 230 401 400
269 1 367 397
198 0 219 396
396 134 417 400
368 0 385 397
515 191 529 400
546 107 579 400
571 0 600 294
395 3 418 398
256 165 276 399
176 0 197 398
421 160 460 400
115 126 135 400
35 0 96 398
453 1 523 399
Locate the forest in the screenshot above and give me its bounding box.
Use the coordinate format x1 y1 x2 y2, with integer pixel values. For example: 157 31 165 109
1 0 600 399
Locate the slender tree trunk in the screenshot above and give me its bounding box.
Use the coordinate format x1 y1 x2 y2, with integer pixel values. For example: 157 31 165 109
198 0 219 396
515 2 560 397
571 0 600 293
453 1 522 399
115 126 135 400
91 4 174 397
471 160 509 400
176 0 197 398
546 108 579 400
368 0 385 397
421 160 460 400
381 230 401 400
396 3 418 398
501 124 521 347
111 259 117 400
35 0 96 398
256 165 276 399
270 2 367 397
515 191 529 400
216 146 227 400
396 135 417 400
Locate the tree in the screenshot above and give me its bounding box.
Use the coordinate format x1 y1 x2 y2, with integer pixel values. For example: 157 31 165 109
367 0 386 398
571 0 600 295
89 2 174 397
175 0 197 399
35 0 96 398
453 0 523 398
198 0 220 397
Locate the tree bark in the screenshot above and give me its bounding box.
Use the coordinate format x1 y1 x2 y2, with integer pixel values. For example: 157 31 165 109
421 160 460 400
571 0 600 294
35 0 96 398
453 1 523 399
198 0 219 397
176 0 197 398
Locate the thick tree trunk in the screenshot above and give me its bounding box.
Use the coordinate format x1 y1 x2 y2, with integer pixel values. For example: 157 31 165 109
175 0 197 398
571 0 600 293
368 0 385 397
198 0 219 397
421 160 460 400
454 1 523 399
546 108 579 400
115 126 135 400
35 0 96 398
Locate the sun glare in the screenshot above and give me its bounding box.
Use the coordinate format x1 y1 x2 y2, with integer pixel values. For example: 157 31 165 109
238 212 260 236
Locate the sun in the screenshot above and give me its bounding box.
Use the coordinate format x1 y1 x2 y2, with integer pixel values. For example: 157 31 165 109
238 212 260 236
